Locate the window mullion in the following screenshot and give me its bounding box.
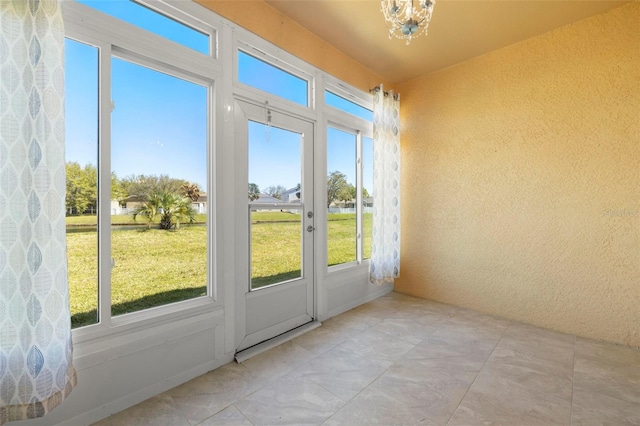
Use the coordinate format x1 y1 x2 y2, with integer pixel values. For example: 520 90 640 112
356 130 363 263
98 43 113 328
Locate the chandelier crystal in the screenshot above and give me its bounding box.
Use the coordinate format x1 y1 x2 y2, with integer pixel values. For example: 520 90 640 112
381 0 436 45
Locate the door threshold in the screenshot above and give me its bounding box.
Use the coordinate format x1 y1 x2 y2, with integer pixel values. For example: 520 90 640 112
235 320 321 363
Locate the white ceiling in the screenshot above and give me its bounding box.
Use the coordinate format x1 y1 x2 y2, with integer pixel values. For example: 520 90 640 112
264 0 629 83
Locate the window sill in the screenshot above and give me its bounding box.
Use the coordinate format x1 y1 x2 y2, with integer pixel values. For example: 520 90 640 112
71 295 221 346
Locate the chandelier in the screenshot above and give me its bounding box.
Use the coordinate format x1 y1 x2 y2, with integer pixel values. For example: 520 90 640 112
381 0 436 45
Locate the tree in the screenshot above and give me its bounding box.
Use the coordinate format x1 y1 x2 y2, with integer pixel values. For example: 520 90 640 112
111 172 127 202
132 191 196 230
339 183 357 203
248 183 260 201
264 185 287 200
181 183 200 201
362 187 370 198
120 174 189 199
327 171 349 207
66 162 97 215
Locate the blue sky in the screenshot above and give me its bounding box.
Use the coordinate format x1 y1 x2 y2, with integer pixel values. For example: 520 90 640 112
66 0 373 196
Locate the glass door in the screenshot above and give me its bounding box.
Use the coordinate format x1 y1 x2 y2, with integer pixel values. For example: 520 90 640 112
235 100 314 352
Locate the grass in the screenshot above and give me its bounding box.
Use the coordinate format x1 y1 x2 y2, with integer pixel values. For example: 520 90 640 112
66 214 207 226
67 212 372 327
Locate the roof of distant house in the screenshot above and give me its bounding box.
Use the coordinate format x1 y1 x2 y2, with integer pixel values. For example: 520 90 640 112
252 194 283 204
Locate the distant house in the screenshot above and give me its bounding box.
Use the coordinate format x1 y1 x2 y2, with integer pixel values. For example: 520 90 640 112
110 192 208 215
192 193 207 214
280 186 301 203
252 193 283 205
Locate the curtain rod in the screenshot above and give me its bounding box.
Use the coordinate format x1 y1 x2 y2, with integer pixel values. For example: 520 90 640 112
369 85 400 101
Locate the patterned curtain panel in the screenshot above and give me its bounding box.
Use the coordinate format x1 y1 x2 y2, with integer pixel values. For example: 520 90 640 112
369 85 401 285
0 0 77 424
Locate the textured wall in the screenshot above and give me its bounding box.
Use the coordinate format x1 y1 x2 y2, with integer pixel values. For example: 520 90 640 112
396 3 640 347
195 0 388 92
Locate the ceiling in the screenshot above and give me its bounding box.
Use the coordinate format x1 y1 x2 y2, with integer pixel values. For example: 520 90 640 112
264 0 629 83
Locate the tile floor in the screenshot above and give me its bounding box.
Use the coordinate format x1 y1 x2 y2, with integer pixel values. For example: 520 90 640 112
94 292 640 425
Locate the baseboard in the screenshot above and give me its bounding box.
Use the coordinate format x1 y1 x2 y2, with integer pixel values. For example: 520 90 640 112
324 284 393 320
58 355 234 426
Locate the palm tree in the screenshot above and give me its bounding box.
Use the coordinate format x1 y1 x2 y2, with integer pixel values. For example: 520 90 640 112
181 183 200 201
133 191 196 230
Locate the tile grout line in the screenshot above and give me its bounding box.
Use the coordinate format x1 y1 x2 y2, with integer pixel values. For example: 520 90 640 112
444 321 509 426
320 311 428 425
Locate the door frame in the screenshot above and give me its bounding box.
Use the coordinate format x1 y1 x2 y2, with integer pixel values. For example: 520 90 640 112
233 97 316 352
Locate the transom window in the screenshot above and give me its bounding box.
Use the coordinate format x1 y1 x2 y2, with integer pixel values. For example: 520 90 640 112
325 90 374 121
237 50 309 106
76 0 211 55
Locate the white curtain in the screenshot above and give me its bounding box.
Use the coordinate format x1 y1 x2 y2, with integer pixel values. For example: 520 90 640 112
369 85 401 285
0 0 77 424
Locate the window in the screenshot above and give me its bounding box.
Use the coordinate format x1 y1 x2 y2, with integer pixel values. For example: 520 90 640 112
65 38 99 327
248 122 304 288
76 0 210 55
327 127 357 266
110 56 208 318
325 89 373 268
238 50 308 106
65 3 213 330
325 90 373 121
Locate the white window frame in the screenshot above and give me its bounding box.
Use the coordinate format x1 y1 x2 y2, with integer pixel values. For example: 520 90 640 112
64 0 221 343
324 79 374 272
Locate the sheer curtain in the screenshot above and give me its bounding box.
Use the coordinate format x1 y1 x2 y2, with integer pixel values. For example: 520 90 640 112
369 85 401 285
0 0 77 424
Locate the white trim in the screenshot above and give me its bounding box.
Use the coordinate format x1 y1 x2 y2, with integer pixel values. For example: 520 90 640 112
56 357 231 426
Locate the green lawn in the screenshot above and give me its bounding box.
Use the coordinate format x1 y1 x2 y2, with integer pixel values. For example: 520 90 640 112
67 212 372 327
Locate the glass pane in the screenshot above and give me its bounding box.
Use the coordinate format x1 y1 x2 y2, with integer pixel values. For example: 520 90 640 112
111 57 208 316
248 121 303 289
65 38 99 328
325 91 373 121
238 51 308 106
362 136 374 260
77 0 209 55
327 127 357 266
250 209 302 288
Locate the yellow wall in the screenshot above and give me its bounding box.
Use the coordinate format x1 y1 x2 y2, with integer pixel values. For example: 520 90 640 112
195 0 389 92
396 3 640 347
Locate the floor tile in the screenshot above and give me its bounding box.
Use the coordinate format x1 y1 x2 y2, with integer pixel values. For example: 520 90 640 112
323 382 440 426
575 337 640 367
448 369 572 426
90 292 640 426
571 387 640 426
196 405 252 426
333 327 418 363
167 362 262 425
483 341 574 400
235 376 344 425
573 355 640 405
239 339 314 383
92 394 190 426
290 322 351 355
286 346 392 401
